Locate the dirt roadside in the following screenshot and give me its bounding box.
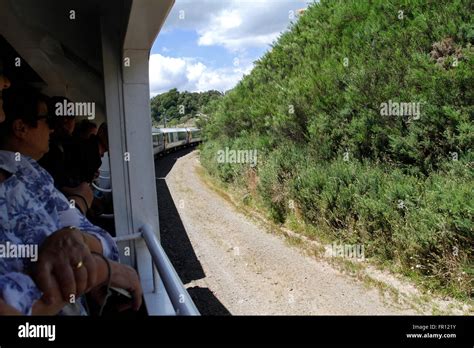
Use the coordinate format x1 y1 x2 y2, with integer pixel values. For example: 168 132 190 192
157 149 470 315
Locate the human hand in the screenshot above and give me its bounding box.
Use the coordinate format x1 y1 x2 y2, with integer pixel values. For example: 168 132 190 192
109 262 143 311
33 227 97 303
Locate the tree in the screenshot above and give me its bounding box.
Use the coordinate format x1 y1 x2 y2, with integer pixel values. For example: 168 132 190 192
150 89 223 127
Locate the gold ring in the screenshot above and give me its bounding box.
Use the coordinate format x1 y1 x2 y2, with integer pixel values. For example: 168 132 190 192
75 261 83 269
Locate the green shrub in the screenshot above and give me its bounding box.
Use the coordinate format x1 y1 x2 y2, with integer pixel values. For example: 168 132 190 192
200 0 474 299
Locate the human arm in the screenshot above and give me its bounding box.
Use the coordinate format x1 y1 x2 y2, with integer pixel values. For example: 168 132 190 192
61 182 94 215
33 227 98 302
31 183 119 305
32 254 143 315
54 186 119 260
2 254 142 316
32 256 142 315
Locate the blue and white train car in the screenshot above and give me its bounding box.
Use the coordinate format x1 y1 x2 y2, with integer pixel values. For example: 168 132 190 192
163 127 189 150
152 127 165 155
187 127 202 145
152 127 201 155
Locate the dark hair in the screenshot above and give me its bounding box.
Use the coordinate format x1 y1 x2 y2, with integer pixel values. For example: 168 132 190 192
48 96 72 117
47 96 75 131
0 89 46 146
74 119 97 138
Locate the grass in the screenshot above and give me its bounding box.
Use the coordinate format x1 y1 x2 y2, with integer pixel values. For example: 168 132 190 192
199 0 473 304
197 159 473 314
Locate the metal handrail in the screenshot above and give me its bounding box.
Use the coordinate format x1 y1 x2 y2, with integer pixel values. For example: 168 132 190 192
112 227 199 315
139 224 199 316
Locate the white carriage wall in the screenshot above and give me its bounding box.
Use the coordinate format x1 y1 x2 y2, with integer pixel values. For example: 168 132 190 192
101 0 176 314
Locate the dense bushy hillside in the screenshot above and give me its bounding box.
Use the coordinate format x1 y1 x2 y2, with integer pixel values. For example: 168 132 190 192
200 0 473 298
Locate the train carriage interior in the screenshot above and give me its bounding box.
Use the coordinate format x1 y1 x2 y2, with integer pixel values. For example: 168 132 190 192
0 0 199 316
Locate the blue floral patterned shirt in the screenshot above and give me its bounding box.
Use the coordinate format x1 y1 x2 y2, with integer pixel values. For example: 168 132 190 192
0 150 119 315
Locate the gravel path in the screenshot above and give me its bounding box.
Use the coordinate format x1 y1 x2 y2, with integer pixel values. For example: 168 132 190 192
156 148 417 315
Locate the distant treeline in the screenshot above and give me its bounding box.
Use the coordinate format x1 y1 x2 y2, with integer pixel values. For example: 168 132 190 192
150 88 223 127
200 0 473 299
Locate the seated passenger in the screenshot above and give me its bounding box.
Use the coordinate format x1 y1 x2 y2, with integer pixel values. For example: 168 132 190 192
38 96 79 189
74 120 97 140
38 97 95 214
0 89 142 315
39 99 107 216
79 122 111 219
67 122 108 186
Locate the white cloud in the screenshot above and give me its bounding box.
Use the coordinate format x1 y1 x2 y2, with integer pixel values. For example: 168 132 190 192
149 0 312 95
149 54 253 96
163 0 310 52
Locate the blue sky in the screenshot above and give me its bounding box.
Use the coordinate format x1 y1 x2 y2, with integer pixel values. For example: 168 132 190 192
152 29 267 71
149 0 311 96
